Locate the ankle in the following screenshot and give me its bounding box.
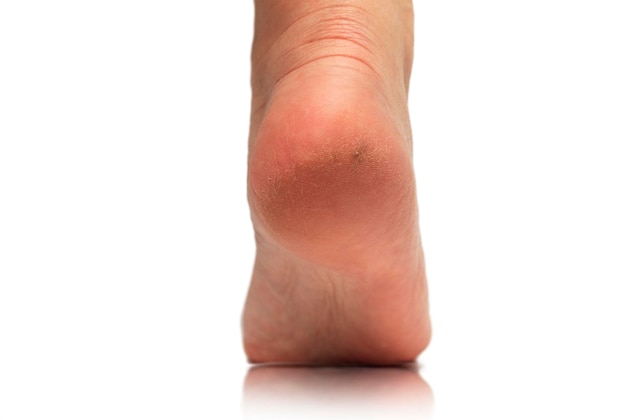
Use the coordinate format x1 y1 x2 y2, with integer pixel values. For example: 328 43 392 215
251 0 414 101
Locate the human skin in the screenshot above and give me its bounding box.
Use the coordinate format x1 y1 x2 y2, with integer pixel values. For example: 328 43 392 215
242 0 431 364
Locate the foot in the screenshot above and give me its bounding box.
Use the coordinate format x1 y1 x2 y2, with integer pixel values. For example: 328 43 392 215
243 0 431 364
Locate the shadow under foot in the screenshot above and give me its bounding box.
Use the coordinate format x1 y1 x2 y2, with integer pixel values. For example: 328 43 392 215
243 364 433 419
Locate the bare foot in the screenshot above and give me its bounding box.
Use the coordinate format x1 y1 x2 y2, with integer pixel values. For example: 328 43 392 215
242 0 431 364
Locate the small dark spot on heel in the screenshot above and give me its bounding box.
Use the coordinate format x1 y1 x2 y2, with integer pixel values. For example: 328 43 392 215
353 145 366 163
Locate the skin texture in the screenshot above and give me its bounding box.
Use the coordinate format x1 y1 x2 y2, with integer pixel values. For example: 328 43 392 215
243 0 431 364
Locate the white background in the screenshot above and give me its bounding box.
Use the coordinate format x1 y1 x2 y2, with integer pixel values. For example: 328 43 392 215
1 1 625 419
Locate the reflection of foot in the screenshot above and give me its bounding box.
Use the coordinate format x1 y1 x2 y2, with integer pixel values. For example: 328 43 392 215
243 0 431 364
243 366 433 419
